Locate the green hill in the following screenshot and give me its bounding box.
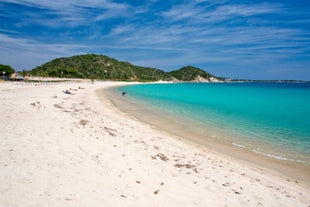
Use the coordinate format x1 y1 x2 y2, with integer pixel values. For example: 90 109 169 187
29 54 219 82
30 54 169 81
168 66 213 81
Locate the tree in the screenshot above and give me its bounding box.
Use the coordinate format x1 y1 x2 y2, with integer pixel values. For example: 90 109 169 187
0 64 15 78
21 70 29 77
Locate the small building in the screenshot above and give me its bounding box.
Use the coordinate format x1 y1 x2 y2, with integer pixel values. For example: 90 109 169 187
10 73 25 81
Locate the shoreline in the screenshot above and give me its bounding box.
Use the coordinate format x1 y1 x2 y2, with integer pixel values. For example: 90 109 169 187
104 84 310 183
1 81 309 206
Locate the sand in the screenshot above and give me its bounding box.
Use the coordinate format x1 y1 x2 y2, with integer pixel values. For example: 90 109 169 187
0 80 309 207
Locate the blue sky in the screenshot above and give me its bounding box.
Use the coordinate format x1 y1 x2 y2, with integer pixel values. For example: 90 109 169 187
0 0 309 80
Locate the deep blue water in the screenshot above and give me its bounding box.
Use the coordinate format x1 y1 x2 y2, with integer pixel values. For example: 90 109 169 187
117 83 310 164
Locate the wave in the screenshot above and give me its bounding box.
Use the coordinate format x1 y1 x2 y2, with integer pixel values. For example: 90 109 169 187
232 142 246 148
252 149 308 165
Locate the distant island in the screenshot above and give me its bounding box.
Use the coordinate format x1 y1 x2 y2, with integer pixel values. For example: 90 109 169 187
1 54 309 83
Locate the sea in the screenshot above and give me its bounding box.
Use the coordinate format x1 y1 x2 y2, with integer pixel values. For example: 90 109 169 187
115 82 310 166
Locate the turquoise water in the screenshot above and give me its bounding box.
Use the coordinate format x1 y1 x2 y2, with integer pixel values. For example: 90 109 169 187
117 83 310 164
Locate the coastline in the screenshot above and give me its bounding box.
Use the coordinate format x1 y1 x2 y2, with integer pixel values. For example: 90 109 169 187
1 81 309 206
104 84 310 182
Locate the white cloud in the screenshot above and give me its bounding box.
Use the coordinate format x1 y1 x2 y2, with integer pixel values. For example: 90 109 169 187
110 24 135 35
2 0 131 26
162 2 283 24
211 3 282 17
2 0 129 11
0 33 89 70
162 2 204 21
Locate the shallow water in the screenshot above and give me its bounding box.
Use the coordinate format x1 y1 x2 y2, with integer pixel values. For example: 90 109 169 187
116 82 310 165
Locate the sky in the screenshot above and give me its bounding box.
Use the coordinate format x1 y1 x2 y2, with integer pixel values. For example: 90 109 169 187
0 0 309 80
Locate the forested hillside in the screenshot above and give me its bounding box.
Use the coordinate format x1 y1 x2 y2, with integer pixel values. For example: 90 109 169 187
29 54 219 82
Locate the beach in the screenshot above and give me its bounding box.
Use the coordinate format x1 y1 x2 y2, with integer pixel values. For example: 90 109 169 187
0 81 309 207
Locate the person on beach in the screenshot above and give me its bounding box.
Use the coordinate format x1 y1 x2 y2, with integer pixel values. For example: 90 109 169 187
122 92 127 96
63 90 72 95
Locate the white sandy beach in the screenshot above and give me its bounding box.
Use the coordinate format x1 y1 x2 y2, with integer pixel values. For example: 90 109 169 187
0 80 309 207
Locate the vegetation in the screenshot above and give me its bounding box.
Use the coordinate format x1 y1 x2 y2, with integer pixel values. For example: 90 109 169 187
0 64 15 78
168 66 213 81
29 54 218 82
30 54 171 81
